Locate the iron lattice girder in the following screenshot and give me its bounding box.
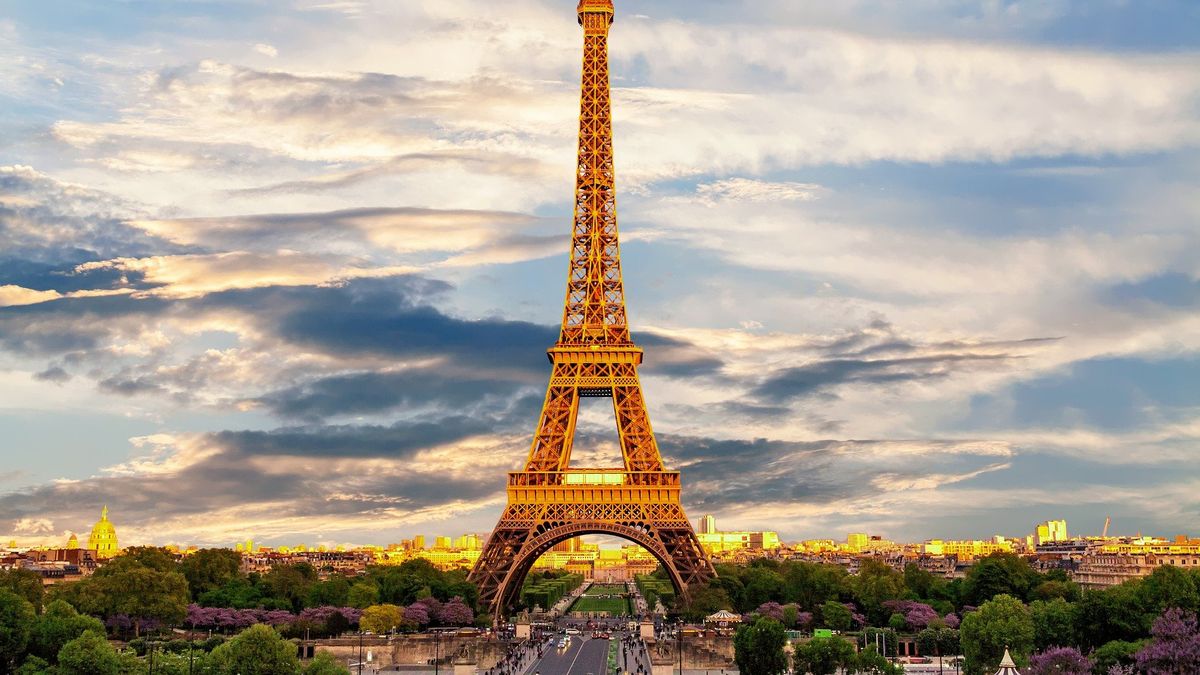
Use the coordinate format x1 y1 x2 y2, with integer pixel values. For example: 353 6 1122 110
468 0 715 622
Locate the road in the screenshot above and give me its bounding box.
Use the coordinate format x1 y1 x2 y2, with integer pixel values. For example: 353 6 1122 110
527 636 610 675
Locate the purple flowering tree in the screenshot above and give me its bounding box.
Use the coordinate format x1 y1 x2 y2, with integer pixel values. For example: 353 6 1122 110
438 597 475 626
943 613 960 629
882 600 940 631
405 603 431 626
755 602 785 622
1135 608 1200 674
796 612 813 628
1029 647 1091 675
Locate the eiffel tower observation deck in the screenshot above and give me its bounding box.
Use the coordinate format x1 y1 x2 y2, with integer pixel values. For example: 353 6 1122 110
468 0 716 622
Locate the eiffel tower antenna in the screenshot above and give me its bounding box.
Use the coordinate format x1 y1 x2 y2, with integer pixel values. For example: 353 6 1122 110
468 0 715 621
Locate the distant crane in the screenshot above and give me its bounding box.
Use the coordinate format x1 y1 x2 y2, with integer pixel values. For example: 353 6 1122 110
1102 516 1111 538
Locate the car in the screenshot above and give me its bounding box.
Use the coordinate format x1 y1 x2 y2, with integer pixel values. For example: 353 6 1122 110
565 628 581 635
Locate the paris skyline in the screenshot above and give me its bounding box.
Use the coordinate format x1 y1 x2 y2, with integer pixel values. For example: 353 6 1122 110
3 0 1200 550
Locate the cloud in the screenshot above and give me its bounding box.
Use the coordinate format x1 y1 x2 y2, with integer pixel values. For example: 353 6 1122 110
0 285 61 307
692 178 826 206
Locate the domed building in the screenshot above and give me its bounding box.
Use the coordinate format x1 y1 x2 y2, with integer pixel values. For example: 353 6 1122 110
66 532 79 549
87 505 120 558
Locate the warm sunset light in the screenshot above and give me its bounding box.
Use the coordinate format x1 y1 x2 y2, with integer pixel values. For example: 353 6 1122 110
2 2 1198 674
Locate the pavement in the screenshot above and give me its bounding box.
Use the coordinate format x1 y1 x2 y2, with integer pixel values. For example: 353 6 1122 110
525 636 611 675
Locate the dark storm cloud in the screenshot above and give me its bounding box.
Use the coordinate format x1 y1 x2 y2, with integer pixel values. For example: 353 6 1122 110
657 434 1010 513
32 366 71 383
752 353 1013 402
259 369 526 420
0 425 503 537
0 293 171 355
214 414 504 459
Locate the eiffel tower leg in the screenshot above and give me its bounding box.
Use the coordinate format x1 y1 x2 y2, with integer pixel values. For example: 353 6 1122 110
613 374 664 473
526 370 580 472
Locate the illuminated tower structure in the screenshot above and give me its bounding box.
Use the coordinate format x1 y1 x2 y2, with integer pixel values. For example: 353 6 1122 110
469 0 715 621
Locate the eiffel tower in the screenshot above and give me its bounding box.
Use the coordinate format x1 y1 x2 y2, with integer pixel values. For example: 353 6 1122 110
469 0 715 621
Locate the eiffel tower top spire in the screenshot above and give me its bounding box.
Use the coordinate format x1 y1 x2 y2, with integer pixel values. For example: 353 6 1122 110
560 0 630 347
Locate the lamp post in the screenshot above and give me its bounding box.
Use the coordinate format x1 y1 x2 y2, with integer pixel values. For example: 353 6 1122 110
358 631 364 675
676 619 683 675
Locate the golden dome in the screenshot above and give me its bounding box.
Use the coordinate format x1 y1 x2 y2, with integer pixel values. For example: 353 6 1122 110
87 505 119 558
66 532 79 549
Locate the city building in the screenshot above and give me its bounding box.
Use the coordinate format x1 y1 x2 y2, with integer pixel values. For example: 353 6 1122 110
1035 520 1069 547
86 506 119 559
923 538 1014 561
693 516 781 556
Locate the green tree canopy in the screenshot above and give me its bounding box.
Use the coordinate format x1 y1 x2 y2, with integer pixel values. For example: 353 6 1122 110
961 553 1040 607
303 650 351 674
0 568 46 612
29 599 106 663
819 600 853 631
180 548 243 599
207 623 301 675
733 616 788 675
56 630 122 675
793 636 856 675
347 581 380 609
0 588 36 671
959 594 1034 675
1029 597 1075 651
94 559 190 636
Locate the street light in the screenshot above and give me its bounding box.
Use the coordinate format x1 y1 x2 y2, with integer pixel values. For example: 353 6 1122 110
676 619 683 675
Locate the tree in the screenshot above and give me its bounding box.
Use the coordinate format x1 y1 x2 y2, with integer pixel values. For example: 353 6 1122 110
347 582 380 609
0 589 36 671
820 600 853 631
904 563 939 599
93 560 190 636
855 646 902 674
1133 607 1200 674
1030 597 1076 650
115 546 179 572
303 651 352 674
404 603 431 627
438 597 474 626
263 564 318 613
733 617 788 675
57 630 122 675
1091 639 1144 674
853 560 907 625
916 627 960 660
1026 646 1091 674
361 604 404 634
1138 565 1200 616
180 548 243 599
306 578 351 608
793 636 855 675
15 655 51 675
888 612 907 632
1074 584 1148 650
30 599 106 662
959 594 1034 675
208 623 301 675
679 584 733 622
0 568 46 612
961 553 1039 606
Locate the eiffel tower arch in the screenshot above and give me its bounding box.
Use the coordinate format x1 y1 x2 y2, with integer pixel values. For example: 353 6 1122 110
468 0 716 622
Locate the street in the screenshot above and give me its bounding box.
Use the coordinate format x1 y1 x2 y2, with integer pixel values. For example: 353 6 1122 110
526 636 611 675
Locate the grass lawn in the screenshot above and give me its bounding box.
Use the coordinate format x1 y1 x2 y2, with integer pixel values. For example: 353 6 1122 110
570 584 633 614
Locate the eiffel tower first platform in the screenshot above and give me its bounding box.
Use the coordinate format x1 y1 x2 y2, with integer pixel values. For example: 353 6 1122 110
468 0 716 621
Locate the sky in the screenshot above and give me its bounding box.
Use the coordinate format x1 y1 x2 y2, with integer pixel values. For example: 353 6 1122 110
1 0 1199 550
